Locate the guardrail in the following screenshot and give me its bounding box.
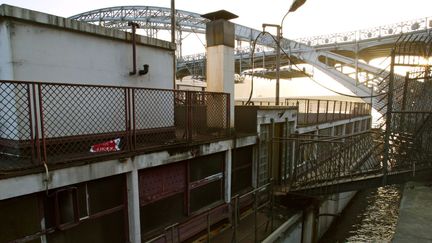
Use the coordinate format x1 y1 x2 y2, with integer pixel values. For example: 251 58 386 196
296 16 432 46
285 98 371 125
0 80 230 170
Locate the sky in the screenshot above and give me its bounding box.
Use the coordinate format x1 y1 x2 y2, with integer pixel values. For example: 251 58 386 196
1 0 431 39
1 0 431 99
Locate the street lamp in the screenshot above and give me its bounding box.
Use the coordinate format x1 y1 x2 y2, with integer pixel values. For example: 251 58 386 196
266 0 306 106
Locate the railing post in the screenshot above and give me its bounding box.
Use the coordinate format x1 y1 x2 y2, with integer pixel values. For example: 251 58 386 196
125 87 131 152
345 101 348 117
187 91 193 141
316 100 320 124
38 84 48 164
333 100 336 121
207 210 211 242
26 83 36 163
325 100 329 122
382 50 396 185
132 88 137 151
401 72 410 131
226 93 231 136
31 83 42 164
254 189 258 243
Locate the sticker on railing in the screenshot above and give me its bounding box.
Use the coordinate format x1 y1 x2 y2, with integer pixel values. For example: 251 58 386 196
90 138 121 153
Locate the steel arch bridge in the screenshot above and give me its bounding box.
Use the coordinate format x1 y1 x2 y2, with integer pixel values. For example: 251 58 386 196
69 5 292 52
70 6 432 114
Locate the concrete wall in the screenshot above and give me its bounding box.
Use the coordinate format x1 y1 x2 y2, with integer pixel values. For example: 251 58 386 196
0 5 178 139
0 5 174 89
317 191 356 239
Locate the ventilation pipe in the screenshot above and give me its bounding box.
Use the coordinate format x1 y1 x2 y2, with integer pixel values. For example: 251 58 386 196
128 21 140 75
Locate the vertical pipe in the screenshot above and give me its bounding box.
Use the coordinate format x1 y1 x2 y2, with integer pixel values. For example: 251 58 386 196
128 22 139 75
276 26 281 106
306 99 310 124
316 100 320 124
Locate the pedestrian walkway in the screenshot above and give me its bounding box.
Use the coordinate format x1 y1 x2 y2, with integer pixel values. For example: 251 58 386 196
393 181 432 243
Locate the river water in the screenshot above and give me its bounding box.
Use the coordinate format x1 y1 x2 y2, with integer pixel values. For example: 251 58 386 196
319 185 402 243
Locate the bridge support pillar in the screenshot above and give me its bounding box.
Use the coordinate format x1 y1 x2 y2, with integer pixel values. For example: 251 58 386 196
301 204 319 243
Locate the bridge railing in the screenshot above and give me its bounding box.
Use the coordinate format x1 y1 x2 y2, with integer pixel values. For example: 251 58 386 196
296 16 432 46
288 131 383 191
0 80 230 171
285 98 371 125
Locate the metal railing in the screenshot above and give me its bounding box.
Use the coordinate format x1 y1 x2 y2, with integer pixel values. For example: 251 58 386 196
143 182 280 243
296 16 432 46
285 98 371 125
0 80 230 170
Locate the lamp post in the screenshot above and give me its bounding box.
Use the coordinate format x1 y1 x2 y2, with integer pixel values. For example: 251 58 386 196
264 0 306 106
171 0 176 89
262 24 282 105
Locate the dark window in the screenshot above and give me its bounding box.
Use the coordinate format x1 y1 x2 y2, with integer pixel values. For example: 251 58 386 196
190 180 223 212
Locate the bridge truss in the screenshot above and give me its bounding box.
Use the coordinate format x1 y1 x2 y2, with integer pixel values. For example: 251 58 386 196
70 6 432 111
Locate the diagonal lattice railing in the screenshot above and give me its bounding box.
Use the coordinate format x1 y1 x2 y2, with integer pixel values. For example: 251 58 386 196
287 33 432 194
288 131 383 192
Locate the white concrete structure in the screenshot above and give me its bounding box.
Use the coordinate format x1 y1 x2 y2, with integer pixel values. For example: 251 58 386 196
0 4 175 89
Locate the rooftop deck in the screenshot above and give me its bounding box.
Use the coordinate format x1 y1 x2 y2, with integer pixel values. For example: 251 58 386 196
0 80 230 175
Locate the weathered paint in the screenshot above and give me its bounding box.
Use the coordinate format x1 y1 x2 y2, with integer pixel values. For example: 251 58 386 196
0 136 256 201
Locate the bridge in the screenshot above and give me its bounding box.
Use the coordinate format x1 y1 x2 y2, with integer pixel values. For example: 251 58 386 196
70 6 432 113
70 6 432 196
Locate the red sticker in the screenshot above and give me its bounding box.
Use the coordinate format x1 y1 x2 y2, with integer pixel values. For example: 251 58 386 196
90 138 120 152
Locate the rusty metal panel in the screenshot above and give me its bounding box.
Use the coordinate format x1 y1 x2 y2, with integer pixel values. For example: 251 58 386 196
139 163 186 206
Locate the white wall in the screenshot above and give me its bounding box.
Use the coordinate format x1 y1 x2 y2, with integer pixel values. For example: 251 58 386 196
0 6 177 139
5 20 173 89
0 21 13 79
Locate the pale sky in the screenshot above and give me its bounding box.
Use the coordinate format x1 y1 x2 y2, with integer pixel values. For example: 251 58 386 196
1 0 431 39
1 0 431 99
